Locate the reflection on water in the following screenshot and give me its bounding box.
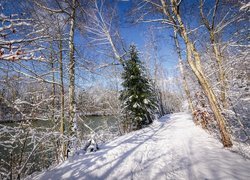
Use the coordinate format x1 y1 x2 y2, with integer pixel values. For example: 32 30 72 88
79 116 119 133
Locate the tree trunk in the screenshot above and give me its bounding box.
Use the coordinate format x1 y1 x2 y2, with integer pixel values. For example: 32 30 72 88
183 28 232 148
190 62 232 147
169 0 232 147
68 0 77 156
68 0 76 137
59 35 66 160
50 48 56 122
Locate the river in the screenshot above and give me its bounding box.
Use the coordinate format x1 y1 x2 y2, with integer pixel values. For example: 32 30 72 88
0 115 120 178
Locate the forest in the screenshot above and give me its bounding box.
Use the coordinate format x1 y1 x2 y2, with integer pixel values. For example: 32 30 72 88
0 0 249 179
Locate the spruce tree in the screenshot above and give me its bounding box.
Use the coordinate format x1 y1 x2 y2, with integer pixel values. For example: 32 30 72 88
120 45 157 130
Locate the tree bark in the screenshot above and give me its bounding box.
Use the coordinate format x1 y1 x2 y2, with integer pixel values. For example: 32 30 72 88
50 46 56 122
59 35 66 160
68 0 76 138
165 0 233 147
67 0 77 157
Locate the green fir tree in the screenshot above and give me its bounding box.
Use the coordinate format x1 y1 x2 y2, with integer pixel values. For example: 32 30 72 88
120 45 157 130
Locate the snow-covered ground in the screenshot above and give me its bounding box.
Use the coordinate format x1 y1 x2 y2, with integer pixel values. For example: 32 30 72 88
30 112 250 180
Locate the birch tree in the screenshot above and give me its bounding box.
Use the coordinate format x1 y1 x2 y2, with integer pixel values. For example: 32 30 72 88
67 0 77 153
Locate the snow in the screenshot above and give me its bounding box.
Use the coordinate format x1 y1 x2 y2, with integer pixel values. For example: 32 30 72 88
240 2 250 11
29 112 250 180
132 102 140 108
143 98 149 104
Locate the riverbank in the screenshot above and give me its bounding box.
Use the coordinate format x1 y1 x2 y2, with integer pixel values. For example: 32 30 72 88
0 112 116 123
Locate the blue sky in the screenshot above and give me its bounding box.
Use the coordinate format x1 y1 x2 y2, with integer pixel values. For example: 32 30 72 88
117 0 179 73
0 0 181 89
73 0 180 88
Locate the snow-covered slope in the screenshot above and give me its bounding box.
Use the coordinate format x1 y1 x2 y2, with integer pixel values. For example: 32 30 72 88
30 112 250 180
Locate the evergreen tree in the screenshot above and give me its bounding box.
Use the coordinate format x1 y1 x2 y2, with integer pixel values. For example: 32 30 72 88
120 45 157 130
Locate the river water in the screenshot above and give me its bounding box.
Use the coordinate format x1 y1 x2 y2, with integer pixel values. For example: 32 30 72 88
0 116 120 178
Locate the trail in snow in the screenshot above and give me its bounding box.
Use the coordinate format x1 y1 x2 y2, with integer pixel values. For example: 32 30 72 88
30 112 250 180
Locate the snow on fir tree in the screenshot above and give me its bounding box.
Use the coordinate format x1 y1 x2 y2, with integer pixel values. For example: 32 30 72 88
120 45 157 130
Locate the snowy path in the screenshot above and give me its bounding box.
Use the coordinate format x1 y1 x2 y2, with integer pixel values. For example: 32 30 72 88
32 112 250 180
